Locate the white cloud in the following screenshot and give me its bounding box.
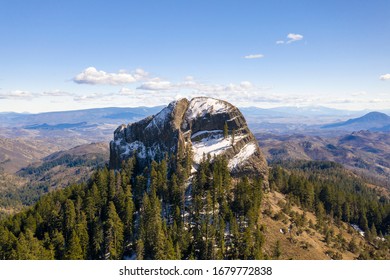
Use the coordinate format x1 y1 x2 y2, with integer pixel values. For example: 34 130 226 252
125 75 277 106
134 68 148 80
287 33 303 43
137 78 172 91
244 54 264 59
379 73 390 80
119 87 135 95
73 93 111 102
42 90 73 96
0 90 35 100
240 81 253 89
277 33 304 44
0 89 74 100
73 67 148 85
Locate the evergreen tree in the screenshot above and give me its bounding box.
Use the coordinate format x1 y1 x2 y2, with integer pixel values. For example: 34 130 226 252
64 230 83 260
138 190 165 259
122 184 134 250
105 201 124 259
223 122 228 139
63 199 76 241
273 240 282 259
76 212 89 259
231 129 236 146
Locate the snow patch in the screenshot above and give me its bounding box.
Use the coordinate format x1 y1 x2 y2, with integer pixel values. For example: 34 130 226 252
191 165 197 174
186 97 229 121
227 116 239 122
119 141 146 158
145 105 172 131
191 133 249 164
228 142 257 169
351 224 365 237
191 130 223 139
192 135 232 163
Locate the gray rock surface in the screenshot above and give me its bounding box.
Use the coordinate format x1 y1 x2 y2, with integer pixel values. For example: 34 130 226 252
110 97 268 183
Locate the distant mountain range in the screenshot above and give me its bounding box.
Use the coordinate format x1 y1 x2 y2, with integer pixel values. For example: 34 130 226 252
18 142 109 189
0 105 367 127
1 106 389 136
322 112 390 132
0 106 164 127
257 130 390 188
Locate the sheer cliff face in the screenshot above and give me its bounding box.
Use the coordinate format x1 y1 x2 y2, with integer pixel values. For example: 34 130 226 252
110 97 268 181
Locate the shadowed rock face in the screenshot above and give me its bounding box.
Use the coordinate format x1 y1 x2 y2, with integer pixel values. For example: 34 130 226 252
110 97 268 184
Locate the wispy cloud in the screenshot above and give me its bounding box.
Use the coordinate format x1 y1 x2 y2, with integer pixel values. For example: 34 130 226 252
73 93 114 102
0 89 74 100
276 33 304 44
73 67 148 85
42 90 73 96
326 97 390 105
287 33 303 43
131 76 281 106
137 78 172 91
380 73 390 80
0 90 34 100
119 87 135 95
244 54 264 59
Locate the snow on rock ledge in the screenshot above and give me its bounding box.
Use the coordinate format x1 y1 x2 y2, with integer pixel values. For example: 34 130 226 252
185 97 229 121
228 143 257 170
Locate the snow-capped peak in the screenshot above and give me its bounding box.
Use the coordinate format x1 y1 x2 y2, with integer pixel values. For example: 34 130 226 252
185 97 230 121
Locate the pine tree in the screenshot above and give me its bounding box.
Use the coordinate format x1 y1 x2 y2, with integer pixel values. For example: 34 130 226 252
0 226 17 260
91 220 104 259
164 236 176 260
138 190 166 259
231 129 236 146
241 227 253 259
360 212 369 232
316 201 326 228
76 212 89 259
52 230 65 259
136 239 144 260
273 240 282 259
253 228 265 259
105 201 124 259
122 184 134 250
63 199 76 241
223 122 228 139
64 230 83 260
185 142 193 176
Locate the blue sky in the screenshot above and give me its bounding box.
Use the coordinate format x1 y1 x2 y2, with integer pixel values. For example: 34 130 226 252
0 0 389 112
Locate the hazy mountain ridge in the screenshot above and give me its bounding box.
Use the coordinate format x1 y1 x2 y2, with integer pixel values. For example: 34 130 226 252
0 106 164 127
0 136 60 173
322 112 390 132
18 142 110 189
0 142 109 216
257 130 390 189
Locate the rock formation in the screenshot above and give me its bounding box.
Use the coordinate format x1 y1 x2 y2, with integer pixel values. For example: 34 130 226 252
110 97 268 183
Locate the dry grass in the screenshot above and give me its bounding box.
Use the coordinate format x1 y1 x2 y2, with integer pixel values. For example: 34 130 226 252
259 190 367 260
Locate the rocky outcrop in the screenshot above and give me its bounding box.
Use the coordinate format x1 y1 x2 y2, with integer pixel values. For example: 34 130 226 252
110 97 268 183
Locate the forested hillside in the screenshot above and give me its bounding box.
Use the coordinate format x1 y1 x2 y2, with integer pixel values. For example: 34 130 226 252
1 154 389 259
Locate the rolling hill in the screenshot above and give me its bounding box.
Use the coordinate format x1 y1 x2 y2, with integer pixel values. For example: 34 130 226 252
257 130 390 189
322 112 390 132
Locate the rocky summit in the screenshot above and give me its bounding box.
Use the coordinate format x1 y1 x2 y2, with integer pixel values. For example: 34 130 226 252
110 97 268 181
